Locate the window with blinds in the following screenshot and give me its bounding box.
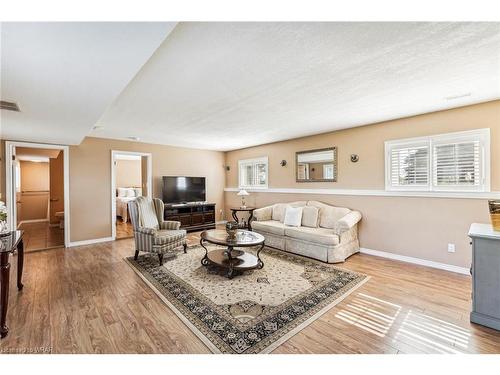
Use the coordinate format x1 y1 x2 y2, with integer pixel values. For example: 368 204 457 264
389 144 429 188
238 157 268 189
385 129 489 192
433 141 480 187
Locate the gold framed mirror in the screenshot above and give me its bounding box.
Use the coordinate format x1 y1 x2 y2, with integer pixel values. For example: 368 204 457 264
296 147 337 182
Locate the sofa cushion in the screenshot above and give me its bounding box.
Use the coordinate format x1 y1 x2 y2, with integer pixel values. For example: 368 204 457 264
252 220 287 236
307 201 351 229
153 229 186 245
284 206 303 227
272 203 289 222
284 226 340 246
301 206 319 228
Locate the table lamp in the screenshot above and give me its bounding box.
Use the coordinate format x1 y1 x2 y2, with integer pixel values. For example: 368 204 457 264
237 189 249 209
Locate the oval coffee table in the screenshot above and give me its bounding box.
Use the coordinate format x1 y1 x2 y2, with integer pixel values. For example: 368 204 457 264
200 229 265 279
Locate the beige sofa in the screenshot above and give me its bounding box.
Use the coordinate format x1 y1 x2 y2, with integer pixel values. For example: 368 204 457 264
252 201 361 263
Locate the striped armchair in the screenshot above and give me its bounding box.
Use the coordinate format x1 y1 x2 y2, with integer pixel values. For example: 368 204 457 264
128 196 187 265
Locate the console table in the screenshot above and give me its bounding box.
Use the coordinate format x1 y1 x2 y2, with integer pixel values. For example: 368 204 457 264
164 202 216 232
1 230 25 339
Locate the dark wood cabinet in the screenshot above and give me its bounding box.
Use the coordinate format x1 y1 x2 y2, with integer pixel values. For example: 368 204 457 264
164 203 216 232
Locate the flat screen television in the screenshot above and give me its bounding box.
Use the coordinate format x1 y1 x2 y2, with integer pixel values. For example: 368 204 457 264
162 176 206 204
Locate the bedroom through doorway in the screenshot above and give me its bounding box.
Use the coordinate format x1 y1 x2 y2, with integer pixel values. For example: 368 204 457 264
111 151 152 240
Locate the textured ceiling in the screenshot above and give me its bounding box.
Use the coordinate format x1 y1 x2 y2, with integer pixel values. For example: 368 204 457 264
2 23 499 150
0 22 176 144
94 22 500 151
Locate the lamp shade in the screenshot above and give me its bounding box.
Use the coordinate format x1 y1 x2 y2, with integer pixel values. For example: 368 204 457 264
237 189 249 196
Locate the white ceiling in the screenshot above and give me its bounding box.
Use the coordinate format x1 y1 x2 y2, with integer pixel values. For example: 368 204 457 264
2 22 500 151
94 22 500 151
0 22 176 144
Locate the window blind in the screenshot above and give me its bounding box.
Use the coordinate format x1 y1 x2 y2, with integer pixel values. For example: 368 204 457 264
389 145 429 187
238 157 268 188
433 141 480 187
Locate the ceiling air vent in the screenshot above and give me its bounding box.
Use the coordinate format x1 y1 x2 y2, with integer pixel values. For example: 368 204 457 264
0 100 20 112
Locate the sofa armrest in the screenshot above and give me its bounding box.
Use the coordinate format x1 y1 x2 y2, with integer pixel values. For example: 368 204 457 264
136 227 156 235
161 220 181 230
334 211 362 235
253 206 273 221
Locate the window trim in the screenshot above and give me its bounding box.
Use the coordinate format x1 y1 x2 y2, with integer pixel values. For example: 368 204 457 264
238 156 269 189
385 129 490 193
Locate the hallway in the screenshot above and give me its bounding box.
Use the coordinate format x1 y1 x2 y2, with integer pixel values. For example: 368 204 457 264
18 221 64 252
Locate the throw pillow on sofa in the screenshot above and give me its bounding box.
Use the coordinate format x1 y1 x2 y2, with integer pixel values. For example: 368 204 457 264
272 203 289 222
301 206 319 227
284 206 303 227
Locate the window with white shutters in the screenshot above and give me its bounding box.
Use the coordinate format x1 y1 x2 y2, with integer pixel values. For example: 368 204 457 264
238 157 268 189
385 129 490 192
433 142 480 187
388 143 429 189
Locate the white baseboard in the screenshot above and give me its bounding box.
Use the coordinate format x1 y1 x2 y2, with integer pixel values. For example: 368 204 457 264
359 247 470 275
68 236 114 247
18 219 49 226
216 220 227 225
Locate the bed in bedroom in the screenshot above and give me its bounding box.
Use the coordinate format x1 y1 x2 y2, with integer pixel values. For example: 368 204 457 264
116 187 142 222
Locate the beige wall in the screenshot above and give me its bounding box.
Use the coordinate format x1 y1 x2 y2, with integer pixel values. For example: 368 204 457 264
19 160 49 221
115 159 141 188
225 100 500 269
70 137 226 242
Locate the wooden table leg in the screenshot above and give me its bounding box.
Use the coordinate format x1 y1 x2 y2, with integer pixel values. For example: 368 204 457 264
0 252 10 338
17 239 24 291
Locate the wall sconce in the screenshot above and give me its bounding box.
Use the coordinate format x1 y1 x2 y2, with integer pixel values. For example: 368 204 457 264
350 154 359 163
280 160 287 167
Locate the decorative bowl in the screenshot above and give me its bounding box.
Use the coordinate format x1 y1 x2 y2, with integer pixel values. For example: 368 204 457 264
226 221 239 239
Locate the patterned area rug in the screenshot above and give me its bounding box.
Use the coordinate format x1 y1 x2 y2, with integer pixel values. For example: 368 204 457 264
126 245 369 354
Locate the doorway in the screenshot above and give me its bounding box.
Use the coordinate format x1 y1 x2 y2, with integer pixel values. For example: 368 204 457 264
5 142 70 250
111 151 152 240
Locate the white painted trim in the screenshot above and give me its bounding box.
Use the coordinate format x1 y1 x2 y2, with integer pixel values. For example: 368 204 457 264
18 219 49 225
68 236 115 248
216 220 227 225
359 247 470 275
111 150 153 240
5 141 71 247
224 187 500 199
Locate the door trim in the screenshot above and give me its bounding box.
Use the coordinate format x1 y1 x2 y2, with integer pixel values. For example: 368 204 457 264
111 150 153 240
5 141 70 247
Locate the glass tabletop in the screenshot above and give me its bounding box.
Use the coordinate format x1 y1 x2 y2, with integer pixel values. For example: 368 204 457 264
0 230 24 253
201 229 264 246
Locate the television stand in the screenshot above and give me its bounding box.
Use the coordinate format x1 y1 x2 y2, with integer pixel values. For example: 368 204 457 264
164 202 216 232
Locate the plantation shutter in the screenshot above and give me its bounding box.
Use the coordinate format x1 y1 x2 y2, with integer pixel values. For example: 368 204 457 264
238 157 268 188
389 144 429 188
433 141 481 187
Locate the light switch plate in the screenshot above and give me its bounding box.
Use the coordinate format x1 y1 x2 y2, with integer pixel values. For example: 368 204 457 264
448 243 456 253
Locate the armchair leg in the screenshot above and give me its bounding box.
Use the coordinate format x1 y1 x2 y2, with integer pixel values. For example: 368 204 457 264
183 243 187 253
158 253 164 265
134 250 139 260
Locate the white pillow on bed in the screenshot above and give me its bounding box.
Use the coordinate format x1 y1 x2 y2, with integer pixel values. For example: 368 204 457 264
126 188 136 197
133 188 142 197
117 188 127 197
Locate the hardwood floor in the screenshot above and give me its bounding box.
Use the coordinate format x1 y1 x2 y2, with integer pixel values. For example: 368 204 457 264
116 219 134 240
18 221 64 253
0 230 499 354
